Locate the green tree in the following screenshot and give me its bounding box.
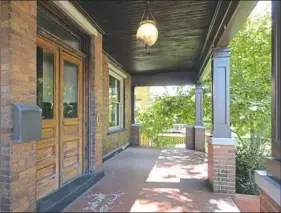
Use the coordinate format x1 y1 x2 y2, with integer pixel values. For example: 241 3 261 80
136 10 271 194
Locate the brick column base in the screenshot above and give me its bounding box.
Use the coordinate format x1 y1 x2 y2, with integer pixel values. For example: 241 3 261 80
194 126 205 152
185 125 194 150
208 138 236 194
131 124 141 146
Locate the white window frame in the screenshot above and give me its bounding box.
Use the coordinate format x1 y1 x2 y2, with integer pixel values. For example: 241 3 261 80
109 69 124 131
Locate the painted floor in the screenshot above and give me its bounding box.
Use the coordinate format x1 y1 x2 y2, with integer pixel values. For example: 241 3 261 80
64 147 240 212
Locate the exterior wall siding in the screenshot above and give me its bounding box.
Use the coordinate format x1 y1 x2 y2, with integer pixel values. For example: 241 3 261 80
102 55 132 156
0 1 37 211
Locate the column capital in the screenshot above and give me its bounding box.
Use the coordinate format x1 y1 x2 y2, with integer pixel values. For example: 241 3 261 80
195 82 203 90
212 47 230 58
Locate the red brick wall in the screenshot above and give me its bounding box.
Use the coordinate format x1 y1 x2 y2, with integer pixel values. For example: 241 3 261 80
207 137 214 185
208 139 236 194
260 188 281 212
102 55 132 155
0 1 37 211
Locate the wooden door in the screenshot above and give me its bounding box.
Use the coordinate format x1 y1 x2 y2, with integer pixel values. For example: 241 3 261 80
36 38 84 199
36 38 60 200
60 51 83 184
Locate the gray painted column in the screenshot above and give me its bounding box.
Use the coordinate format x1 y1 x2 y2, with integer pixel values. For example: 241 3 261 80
131 86 136 124
271 0 281 161
211 47 231 139
195 83 204 126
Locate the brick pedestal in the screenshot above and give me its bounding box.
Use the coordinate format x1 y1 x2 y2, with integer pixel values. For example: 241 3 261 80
131 124 141 146
194 126 205 152
208 138 236 194
185 125 194 149
0 1 37 211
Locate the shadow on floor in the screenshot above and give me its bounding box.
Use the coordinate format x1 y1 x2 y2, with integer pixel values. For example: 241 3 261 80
63 147 239 212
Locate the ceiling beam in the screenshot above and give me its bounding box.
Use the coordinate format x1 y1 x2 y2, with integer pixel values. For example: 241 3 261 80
132 71 197 87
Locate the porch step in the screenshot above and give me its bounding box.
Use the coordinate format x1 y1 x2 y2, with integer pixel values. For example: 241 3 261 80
37 169 104 212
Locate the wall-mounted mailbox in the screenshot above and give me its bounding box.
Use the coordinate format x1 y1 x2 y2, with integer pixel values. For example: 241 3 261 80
13 103 42 143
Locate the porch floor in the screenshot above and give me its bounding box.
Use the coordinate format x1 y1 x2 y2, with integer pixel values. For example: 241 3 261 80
63 147 240 212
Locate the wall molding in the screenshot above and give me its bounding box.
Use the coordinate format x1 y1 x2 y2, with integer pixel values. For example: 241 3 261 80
53 1 98 36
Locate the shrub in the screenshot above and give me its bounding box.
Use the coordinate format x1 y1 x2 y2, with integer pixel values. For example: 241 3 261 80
236 137 270 195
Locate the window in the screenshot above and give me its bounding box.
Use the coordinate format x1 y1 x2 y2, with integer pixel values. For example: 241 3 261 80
37 46 55 119
37 9 81 50
109 70 124 130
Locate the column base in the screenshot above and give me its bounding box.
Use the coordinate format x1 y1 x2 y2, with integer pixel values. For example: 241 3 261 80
208 137 236 194
255 170 281 212
131 124 141 146
185 125 195 150
194 125 205 152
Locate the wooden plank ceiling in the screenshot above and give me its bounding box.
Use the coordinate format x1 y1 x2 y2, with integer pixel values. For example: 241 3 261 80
78 1 223 74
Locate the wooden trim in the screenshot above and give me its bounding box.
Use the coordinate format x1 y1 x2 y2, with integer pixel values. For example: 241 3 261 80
108 63 127 79
37 29 87 60
52 1 98 36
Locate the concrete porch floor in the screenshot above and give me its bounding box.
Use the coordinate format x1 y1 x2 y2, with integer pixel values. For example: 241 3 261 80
63 147 240 212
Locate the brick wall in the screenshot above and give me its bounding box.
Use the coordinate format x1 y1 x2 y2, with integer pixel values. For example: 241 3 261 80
185 126 194 150
208 140 236 194
93 32 104 170
131 125 141 146
207 137 214 186
0 1 37 211
102 55 132 155
260 188 281 212
194 127 205 152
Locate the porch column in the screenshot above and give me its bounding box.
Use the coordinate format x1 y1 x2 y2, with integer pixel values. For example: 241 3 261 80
195 83 204 126
130 86 141 146
194 83 205 152
208 47 236 194
0 1 37 211
131 86 136 124
255 2 281 212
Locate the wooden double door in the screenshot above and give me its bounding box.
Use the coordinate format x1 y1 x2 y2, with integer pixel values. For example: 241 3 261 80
36 38 84 200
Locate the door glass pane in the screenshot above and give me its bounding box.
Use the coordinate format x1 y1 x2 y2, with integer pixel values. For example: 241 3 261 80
63 61 78 118
37 46 54 119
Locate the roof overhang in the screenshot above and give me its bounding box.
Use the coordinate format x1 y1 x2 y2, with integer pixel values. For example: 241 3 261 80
198 0 258 82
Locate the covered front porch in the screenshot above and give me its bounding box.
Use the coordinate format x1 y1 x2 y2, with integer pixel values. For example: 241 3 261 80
64 147 240 212
0 0 280 212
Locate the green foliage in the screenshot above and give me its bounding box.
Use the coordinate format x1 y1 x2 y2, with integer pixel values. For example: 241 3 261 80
136 87 195 146
229 13 272 139
236 136 270 195
136 8 272 195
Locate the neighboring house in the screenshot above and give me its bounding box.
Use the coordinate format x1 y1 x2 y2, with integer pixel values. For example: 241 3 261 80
0 1 280 213
135 86 151 112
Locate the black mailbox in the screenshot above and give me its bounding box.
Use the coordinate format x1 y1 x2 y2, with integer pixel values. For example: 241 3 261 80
13 103 42 143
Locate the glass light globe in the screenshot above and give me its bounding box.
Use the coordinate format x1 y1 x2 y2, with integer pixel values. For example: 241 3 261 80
136 20 158 47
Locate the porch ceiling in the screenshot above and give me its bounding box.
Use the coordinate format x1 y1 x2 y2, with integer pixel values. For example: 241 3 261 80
77 0 240 77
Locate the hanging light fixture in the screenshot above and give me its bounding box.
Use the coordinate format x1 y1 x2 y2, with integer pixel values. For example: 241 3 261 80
136 0 158 49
